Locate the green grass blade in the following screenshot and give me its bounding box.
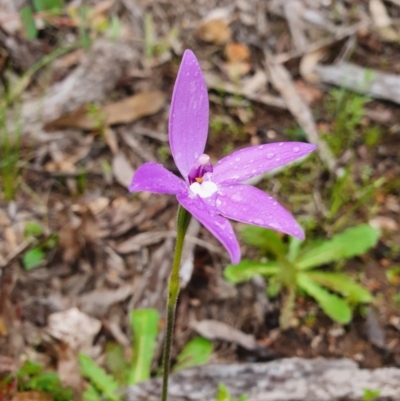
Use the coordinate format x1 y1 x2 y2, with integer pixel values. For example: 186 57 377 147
78 354 119 401
224 260 279 284
297 273 352 323
304 271 372 303
288 236 302 262
297 225 380 270
20 6 38 40
173 337 212 373
82 384 102 401
128 308 159 385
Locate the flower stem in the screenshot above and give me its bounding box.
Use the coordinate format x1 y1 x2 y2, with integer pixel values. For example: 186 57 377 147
161 206 191 401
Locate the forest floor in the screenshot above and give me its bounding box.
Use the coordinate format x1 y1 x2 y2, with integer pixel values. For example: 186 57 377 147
0 0 399 400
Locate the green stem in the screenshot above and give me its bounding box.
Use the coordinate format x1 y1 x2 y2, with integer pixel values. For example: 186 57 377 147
161 206 191 401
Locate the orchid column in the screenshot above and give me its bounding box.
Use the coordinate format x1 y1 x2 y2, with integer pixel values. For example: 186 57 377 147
129 50 316 400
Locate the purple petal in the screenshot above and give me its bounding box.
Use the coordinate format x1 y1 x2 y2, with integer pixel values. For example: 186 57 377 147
212 142 317 184
216 184 304 239
129 162 187 194
177 192 241 264
169 50 209 179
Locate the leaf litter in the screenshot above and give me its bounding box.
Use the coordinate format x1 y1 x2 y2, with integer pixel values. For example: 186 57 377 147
0 0 400 399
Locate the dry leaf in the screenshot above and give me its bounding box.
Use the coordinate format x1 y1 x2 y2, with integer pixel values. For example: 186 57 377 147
87 197 110 215
47 308 101 354
112 152 135 188
0 355 17 372
370 216 398 232
58 217 81 264
365 307 386 350
191 319 257 350
300 47 327 83
370 0 391 28
195 19 231 44
78 285 133 316
224 43 251 63
106 92 165 125
284 0 308 51
294 80 323 104
267 60 336 172
56 342 82 396
58 207 99 263
47 91 166 130
241 70 268 94
114 232 170 254
0 315 8 336
91 0 115 18
53 48 84 71
104 127 119 155
224 62 251 80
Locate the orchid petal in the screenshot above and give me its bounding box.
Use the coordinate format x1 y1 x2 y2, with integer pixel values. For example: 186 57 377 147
216 184 304 239
177 192 240 264
129 162 186 195
212 142 317 184
169 50 209 179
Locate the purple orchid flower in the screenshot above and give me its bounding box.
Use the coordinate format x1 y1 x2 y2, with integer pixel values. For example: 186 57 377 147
129 50 316 264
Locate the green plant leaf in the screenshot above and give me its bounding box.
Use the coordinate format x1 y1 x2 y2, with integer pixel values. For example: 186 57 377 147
215 383 248 401
363 388 381 401
386 266 400 285
288 236 302 262
23 247 45 270
33 0 64 12
266 276 282 298
24 221 43 238
304 272 372 303
20 6 38 40
173 337 212 373
224 260 279 284
105 342 128 385
240 226 286 257
108 15 121 40
128 308 159 385
297 273 352 323
83 384 102 401
25 371 73 401
17 360 43 378
79 354 119 401
297 225 380 270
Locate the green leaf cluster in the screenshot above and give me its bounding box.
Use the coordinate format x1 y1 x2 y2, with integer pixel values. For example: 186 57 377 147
79 308 213 401
225 225 380 327
22 222 58 270
16 360 73 401
20 0 65 39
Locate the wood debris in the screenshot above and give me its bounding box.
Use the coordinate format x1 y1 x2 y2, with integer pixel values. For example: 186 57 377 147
125 358 400 401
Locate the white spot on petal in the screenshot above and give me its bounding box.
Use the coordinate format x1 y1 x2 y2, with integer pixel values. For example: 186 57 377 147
189 181 218 198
